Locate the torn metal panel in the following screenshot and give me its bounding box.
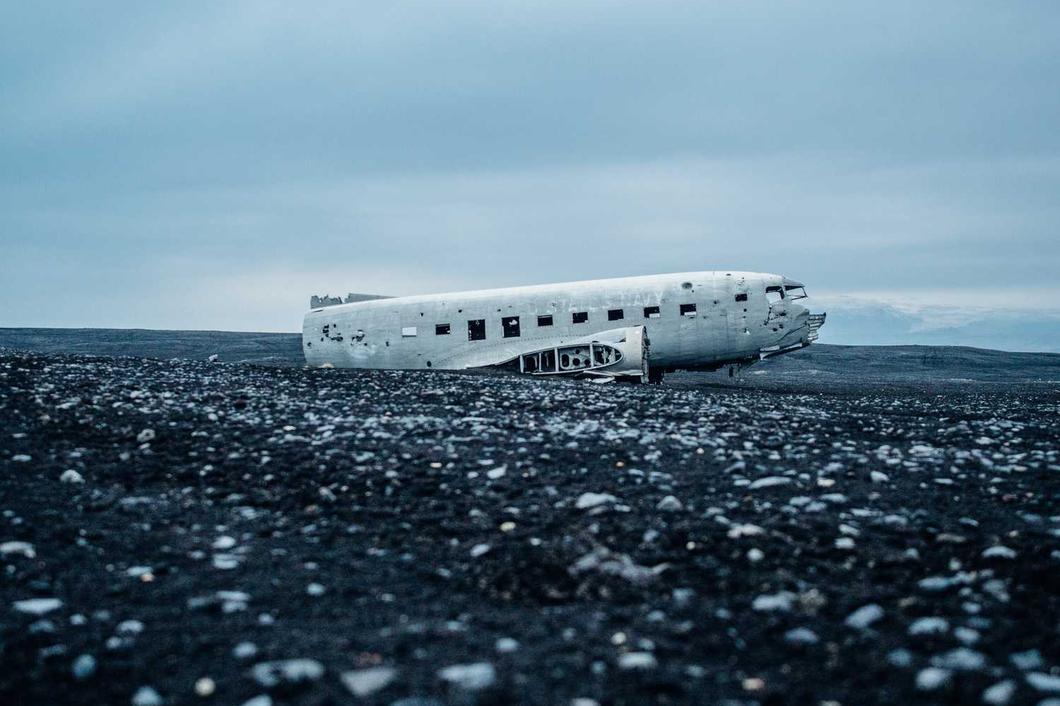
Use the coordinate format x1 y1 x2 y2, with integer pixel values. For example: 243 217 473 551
486 326 649 382
310 293 392 309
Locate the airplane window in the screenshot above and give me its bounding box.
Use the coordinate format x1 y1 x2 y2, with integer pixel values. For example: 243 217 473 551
468 319 486 341
766 287 783 304
572 312 588 324
435 323 451 335
402 326 417 337
502 316 521 338
643 306 661 319
785 286 807 300
537 314 554 327
608 309 624 321
680 303 697 316
735 293 748 302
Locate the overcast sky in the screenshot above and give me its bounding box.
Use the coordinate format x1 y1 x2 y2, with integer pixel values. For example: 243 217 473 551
2 2 1058 349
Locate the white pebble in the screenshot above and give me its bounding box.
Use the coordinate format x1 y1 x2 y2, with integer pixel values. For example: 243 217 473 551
844 603 884 630
14 597 62 615
908 617 949 636
982 679 1016 705
212 536 237 550
194 677 215 696
982 545 1017 560
752 592 794 612
656 495 684 511
916 667 952 691
72 654 97 680
748 476 791 490
617 652 657 670
495 637 520 653
932 647 986 671
132 686 163 706
0 541 36 559
251 659 324 688
575 492 618 510
784 627 819 645
117 619 144 635
233 642 258 659
341 666 397 697
438 662 496 690
1027 672 1060 693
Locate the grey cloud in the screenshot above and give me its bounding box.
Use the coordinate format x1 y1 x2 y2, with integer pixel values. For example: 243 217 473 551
1 2 1058 347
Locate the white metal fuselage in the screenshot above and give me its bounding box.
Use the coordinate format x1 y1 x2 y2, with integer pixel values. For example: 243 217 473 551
302 271 823 377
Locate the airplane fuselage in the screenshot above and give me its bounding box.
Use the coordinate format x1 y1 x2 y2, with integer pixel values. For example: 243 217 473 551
302 271 824 378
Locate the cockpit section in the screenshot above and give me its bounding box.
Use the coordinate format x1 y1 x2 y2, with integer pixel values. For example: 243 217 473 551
782 278 808 300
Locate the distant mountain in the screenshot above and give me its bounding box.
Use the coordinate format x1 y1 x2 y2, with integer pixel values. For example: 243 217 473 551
811 297 1060 353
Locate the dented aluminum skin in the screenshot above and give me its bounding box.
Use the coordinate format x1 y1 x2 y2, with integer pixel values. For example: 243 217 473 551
303 271 825 381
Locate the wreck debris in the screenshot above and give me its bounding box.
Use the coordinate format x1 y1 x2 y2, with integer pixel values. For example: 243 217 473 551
304 271 825 382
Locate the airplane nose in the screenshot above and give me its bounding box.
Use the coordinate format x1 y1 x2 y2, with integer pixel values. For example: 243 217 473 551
774 307 825 349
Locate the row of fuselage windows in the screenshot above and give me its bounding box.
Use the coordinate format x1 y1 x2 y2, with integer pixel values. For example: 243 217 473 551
429 303 718 341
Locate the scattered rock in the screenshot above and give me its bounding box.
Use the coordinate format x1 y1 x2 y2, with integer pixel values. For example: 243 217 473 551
72 654 97 680
916 667 952 691
0 541 36 559
908 617 949 636
1027 672 1060 693
13 598 62 615
982 545 1017 560
748 476 791 490
240 697 272 706
60 469 85 484
656 495 683 511
617 652 657 671
341 666 397 697
194 678 215 697
753 592 794 612
1011 650 1044 671
783 627 819 645
575 492 618 510
438 662 496 691
844 604 884 630
131 686 163 706
932 647 987 671
233 642 258 660
570 547 668 586
251 659 325 689
982 679 1016 705
495 637 519 653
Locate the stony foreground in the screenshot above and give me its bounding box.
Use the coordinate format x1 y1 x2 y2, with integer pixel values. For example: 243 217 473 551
1 351 1058 706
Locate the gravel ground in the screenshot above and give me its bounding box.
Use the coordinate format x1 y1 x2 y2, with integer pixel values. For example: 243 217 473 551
1 350 1058 706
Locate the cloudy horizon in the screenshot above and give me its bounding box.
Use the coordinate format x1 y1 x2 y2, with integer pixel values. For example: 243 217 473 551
2 2 1058 351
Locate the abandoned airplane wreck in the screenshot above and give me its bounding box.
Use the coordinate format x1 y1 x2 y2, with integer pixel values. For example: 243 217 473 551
303 271 825 382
